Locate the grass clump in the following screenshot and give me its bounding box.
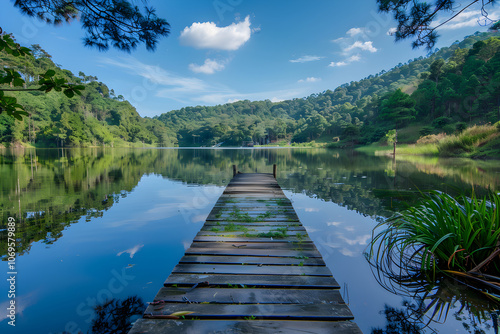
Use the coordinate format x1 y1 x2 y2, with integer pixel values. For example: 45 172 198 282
437 124 498 157
368 191 500 276
224 223 249 232
244 227 288 239
395 144 439 156
228 208 255 222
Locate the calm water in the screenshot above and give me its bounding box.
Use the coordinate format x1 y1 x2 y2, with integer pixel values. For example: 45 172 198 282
0 148 499 334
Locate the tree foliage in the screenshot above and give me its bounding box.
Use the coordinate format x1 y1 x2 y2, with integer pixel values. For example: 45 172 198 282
0 32 84 119
0 34 176 146
378 0 498 49
13 0 170 51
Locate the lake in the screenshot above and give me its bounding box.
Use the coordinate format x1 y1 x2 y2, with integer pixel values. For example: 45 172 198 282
1 148 499 334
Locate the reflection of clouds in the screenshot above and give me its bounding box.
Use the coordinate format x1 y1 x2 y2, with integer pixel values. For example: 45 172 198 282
182 241 191 250
320 242 342 249
117 244 144 258
344 226 355 232
0 292 36 321
146 203 181 216
304 226 319 233
339 248 356 257
191 214 207 223
305 208 320 212
337 233 371 246
327 221 342 226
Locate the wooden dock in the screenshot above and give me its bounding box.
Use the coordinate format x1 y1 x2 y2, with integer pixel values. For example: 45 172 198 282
129 172 361 333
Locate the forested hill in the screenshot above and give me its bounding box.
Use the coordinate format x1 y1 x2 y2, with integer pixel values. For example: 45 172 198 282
155 30 500 147
1 30 499 148
0 36 177 147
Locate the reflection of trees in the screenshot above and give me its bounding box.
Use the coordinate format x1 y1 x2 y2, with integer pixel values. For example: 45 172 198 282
1 148 498 259
366 254 499 334
90 296 145 334
372 303 425 334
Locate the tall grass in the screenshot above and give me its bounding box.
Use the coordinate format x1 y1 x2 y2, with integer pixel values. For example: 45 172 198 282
368 191 500 276
438 124 498 157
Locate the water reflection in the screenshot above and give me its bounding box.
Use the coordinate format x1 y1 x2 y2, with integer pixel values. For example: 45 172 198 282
1 148 499 333
56 296 145 334
367 257 500 334
372 303 427 334
89 296 145 334
1 148 499 261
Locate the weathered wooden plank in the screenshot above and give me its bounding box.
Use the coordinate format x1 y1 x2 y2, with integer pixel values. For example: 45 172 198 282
214 203 293 207
196 230 307 237
193 236 312 243
207 214 299 220
203 221 301 227
200 225 306 232
143 303 354 320
206 218 301 223
209 210 297 215
172 264 332 276
179 255 325 266
216 198 291 203
188 241 317 250
129 319 362 334
185 247 322 258
153 287 344 304
164 274 340 288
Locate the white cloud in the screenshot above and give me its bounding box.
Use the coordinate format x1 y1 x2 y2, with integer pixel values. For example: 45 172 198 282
343 41 377 53
298 77 321 83
189 58 226 74
327 221 342 226
180 16 252 50
290 55 322 63
346 27 364 36
347 54 361 62
387 27 397 36
328 61 348 67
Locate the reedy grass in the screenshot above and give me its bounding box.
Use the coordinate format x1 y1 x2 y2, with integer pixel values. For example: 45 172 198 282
438 124 498 157
368 191 500 276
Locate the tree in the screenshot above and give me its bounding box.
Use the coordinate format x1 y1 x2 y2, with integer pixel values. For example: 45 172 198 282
0 33 85 119
385 129 397 156
13 0 170 52
378 0 498 49
379 89 416 128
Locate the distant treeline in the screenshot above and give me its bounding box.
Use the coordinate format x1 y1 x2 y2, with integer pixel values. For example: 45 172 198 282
1 31 499 148
155 31 500 147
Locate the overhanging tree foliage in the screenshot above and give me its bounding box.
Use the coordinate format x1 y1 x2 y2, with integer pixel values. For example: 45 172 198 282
12 0 170 51
378 0 497 49
2 0 170 119
0 32 84 119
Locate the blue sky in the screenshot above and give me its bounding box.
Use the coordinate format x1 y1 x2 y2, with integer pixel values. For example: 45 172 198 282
1 0 499 117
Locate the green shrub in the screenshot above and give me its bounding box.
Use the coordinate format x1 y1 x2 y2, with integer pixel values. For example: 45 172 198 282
419 126 433 136
455 122 467 133
368 191 500 275
432 116 452 128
